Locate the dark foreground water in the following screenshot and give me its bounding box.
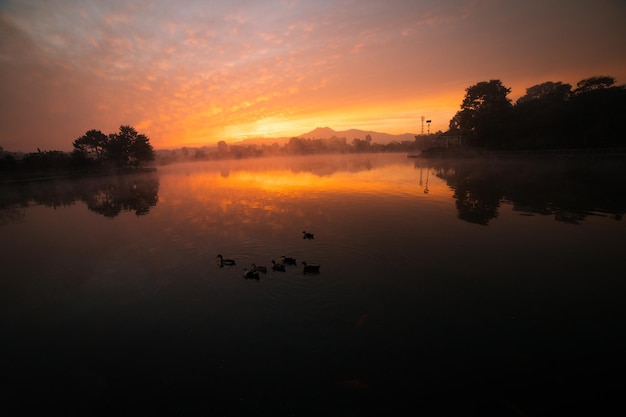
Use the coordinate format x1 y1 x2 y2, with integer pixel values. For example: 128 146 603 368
1 153 625 416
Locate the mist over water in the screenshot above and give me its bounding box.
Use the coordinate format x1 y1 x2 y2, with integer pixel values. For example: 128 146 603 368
1 153 624 415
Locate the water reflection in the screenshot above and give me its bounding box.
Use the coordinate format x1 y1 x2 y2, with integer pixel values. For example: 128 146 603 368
80 173 159 217
0 171 159 223
2 153 625 415
161 154 441 199
162 154 625 227
423 157 626 225
2 155 623 228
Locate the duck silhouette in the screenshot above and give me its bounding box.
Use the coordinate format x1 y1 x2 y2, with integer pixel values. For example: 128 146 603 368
243 268 259 280
281 256 297 265
302 230 315 239
251 263 267 274
302 261 320 274
271 260 286 272
217 254 236 266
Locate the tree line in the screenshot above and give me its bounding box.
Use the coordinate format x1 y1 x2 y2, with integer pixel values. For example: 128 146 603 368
157 135 424 164
0 125 155 174
450 75 626 150
2 75 624 174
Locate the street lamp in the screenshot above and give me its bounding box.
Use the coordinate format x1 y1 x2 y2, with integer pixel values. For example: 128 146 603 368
426 120 431 135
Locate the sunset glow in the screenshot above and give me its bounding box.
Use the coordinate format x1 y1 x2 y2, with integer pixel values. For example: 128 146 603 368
160 157 449 208
1 0 625 151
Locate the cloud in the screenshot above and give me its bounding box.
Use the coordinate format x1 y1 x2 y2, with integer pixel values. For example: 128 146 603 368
1 0 625 151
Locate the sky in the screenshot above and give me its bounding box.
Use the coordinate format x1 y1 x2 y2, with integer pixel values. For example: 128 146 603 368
1 0 625 152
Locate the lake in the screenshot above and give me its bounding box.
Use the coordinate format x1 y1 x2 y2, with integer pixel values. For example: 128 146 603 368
1 153 625 416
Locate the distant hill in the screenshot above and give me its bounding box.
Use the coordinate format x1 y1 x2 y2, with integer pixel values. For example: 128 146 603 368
235 127 419 147
300 127 417 145
154 126 428 163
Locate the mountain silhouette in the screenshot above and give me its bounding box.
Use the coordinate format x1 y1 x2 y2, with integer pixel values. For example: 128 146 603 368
300 127 417 145
233 127 418 146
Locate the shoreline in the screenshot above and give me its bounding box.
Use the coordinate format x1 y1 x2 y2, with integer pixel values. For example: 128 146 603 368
409 147 626 159
0 166 157 184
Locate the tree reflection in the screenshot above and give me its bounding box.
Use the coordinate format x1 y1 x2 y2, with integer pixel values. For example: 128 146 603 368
79 173 159 217
0 204 25 226
0 171 159 221
426 158 625 225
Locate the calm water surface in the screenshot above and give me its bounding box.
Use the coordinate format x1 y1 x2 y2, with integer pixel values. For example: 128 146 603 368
1 153 625 415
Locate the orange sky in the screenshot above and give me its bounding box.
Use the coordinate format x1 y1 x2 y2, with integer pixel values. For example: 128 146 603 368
1 0 625 152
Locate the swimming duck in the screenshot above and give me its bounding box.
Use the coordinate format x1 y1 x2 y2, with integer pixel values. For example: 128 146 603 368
271 260 286 272
302 230 315 239
217 254 236 266
302 261 320 274
251 263 267 274
243 268 259 280
281 256 297 265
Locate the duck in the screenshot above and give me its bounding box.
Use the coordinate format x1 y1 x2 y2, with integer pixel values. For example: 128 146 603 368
271 260 286 272
302 230 315 239
281 256 297 265
243 268 259 280
302 261 320 274
217 254 236 266
251 263 267 274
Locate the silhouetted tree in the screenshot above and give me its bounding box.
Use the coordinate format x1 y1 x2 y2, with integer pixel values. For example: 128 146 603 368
128 128 155 164
560 76 625 148
512 81 573 148
73 129 109 161
454 80 513 149
70 126 155 168
517 81 572 104
448 114 461 132
574 76 616 94
106 125 155 167
217 140 229 156
0 146 17 171
351 137 372 152
285 137 306 154
448 76 626 150
21 150 71 171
